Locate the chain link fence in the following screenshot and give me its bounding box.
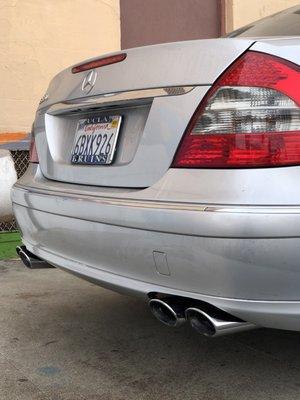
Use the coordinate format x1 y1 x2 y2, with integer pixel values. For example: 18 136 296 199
0 150 29 232
11 150 30 180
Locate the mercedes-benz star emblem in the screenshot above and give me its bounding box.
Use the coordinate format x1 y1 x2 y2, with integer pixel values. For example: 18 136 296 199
82 70 97 94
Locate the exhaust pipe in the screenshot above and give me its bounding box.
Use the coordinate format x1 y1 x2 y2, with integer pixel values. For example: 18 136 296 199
149 297 189 327
16 246 54 269
148 295 256 336
185 307 256 337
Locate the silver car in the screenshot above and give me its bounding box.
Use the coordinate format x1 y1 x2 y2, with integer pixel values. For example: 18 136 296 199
12 6 300 337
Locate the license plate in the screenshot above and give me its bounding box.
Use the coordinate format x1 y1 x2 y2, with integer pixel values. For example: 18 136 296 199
71 115 122 165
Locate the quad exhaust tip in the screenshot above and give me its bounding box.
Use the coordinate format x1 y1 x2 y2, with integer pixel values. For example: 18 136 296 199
16 246 54 269
149 296 256 337
185 307 256 337
149 298 186 327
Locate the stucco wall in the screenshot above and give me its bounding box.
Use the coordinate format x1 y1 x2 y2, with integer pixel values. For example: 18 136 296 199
120 0 221 49
228 0 300 31
0 0 120 134
1 0 298 133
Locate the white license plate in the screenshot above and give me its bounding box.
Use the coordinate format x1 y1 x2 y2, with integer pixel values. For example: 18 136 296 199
71 115 122 165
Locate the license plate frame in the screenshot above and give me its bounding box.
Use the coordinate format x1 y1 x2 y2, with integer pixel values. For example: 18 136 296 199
71 115 122 165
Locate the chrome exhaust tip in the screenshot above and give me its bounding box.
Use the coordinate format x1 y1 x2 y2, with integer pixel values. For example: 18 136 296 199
17 246 54 269
149 298 187 327
19 249 33 268
16 245 25 255
185 307 256 337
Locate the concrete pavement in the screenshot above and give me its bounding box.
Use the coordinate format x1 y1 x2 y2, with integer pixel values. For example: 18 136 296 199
1 259 300 400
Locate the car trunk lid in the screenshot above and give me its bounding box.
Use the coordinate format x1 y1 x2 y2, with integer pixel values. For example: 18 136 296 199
35 38 255 188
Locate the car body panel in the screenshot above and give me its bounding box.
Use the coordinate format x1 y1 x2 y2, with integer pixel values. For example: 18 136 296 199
36 86 208 187
12 184 300 303
36 39 255 188
13 165 300 235
12 182 300 331
251 38 300 65
12 165 300 303
41 38 254 108
15 234 300 331
12 30 300 331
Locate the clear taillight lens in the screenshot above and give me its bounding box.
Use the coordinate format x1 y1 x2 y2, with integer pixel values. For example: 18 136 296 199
172 51 300 168
195 87 299 134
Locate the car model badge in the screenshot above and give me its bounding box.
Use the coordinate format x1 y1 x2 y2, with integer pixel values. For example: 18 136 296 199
82 70 97 94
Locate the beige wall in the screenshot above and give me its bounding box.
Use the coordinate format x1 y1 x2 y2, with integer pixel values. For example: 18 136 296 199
0 0 120 134
225 0 300 32
1 0 298 133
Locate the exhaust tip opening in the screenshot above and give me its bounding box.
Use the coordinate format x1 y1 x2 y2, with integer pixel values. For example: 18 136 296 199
149 299 180 327
186 308 216 337
16 246 22 256
19 251 32 269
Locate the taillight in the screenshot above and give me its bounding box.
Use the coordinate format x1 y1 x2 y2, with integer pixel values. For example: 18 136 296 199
29 134 39 163
172 51 300 168
72 53 126 73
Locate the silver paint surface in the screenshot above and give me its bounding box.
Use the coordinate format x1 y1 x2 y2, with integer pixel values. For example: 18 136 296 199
13 37 300 331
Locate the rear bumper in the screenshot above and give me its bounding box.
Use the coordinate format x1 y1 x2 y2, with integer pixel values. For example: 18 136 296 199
12 175 300 331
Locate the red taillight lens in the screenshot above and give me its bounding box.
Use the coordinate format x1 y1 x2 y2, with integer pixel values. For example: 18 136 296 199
72 53 126 73
172 51 300 168
29 134 39 163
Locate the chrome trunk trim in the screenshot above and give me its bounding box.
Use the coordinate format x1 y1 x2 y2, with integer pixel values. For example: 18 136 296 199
46 86 196 116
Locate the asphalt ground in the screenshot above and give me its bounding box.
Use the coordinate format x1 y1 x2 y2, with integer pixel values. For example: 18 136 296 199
1 259 300 400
